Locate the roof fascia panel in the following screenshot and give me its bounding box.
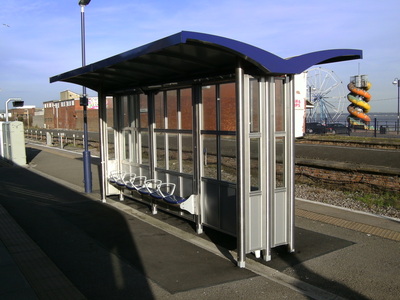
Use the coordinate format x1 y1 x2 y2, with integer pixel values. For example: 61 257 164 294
50 31 363 91
285 49 363 73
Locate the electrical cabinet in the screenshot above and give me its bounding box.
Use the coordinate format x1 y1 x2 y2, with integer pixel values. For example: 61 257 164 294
0 121 26 166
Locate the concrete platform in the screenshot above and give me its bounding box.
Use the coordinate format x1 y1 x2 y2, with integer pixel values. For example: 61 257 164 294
0 143 398 299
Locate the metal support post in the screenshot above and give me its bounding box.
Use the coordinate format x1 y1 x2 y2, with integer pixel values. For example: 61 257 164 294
79 0 92 193
236 60 246 268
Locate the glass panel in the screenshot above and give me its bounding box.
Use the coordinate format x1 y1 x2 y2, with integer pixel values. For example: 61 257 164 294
180 88 192 130
181 133 193 174
127 95 136 127
221 135 236 183
140 94 148 129
121 96 129 127
275 136 285 188
275 78 285 132
167 90 178 129
154 92 164 129
220 83 236 131
250 138 260 191
106 97 114 128
132 130 139 164
168 133 179 172
141 131 149 164
156 132 166 169
123 130 130 161
202 85 217 131
107 127 115 160
250 79 260 133
203 134 217 179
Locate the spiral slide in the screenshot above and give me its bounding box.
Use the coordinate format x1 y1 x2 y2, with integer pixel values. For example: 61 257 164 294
347 80 372 125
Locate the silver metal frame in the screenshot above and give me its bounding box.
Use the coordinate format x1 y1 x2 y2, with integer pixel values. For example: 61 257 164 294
99 70 295 268
236 61 246 267
98 91 108 203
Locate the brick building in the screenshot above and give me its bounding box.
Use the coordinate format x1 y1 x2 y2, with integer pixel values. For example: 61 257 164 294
43 90 113 131
9 106 36 127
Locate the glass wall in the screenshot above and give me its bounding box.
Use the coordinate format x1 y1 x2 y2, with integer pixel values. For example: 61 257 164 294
274 77 286 188
275 78 285 132
121 95 136 162
153 89 194 177
118 89 194 194
201 82 236 184
275 136 285 188
139 94 149 165
120 94 148 165
180 88 193 173
249 78 261 191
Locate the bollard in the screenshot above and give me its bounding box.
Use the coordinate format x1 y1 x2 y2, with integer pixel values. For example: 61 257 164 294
60 133 64 149
46 132 52 145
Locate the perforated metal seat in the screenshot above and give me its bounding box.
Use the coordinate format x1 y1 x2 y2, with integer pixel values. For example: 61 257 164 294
138 179 162 196
126 176 147 191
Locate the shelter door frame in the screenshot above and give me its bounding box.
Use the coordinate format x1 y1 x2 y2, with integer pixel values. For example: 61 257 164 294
237 69 295 267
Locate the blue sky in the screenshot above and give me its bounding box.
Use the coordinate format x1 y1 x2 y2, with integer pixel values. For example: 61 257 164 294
1 0 399 112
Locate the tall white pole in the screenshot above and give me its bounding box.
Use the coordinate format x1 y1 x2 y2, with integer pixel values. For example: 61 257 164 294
5 99 11 122
5 98 22 122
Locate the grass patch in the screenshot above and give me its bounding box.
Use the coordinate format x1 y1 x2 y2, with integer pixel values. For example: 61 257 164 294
352 191 400 210
300 135 400 145
296 174 400 211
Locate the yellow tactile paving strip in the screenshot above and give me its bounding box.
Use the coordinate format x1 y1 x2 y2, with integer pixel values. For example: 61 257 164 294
296 208 400 242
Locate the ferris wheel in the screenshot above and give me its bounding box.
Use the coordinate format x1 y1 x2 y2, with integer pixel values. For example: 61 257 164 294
306 67 346 124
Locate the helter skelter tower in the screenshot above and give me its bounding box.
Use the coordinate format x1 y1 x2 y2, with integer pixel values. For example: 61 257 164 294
347 75 372 129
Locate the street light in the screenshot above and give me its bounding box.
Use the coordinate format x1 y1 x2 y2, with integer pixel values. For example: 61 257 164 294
393 78 400 135
79 0 92 193
5 98 24 122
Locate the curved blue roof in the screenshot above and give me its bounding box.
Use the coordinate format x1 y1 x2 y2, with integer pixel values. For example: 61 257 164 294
50 31 362 93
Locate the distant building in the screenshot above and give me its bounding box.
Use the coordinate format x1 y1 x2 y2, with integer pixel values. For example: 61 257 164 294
43 90 113 131
9 105 36 127
3 90 113 131
6 106 44 128
31 108 44 128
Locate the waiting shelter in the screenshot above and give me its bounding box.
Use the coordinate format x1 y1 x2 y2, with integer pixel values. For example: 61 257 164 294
51 31 362 267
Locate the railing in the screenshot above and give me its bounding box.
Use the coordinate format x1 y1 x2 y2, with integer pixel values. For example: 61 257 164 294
350 119 400 137
308 118 400 138
24 129 101 156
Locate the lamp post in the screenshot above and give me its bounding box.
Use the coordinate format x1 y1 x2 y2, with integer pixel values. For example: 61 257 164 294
393 78 400 135
79 0 92 193
5 98 23 122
